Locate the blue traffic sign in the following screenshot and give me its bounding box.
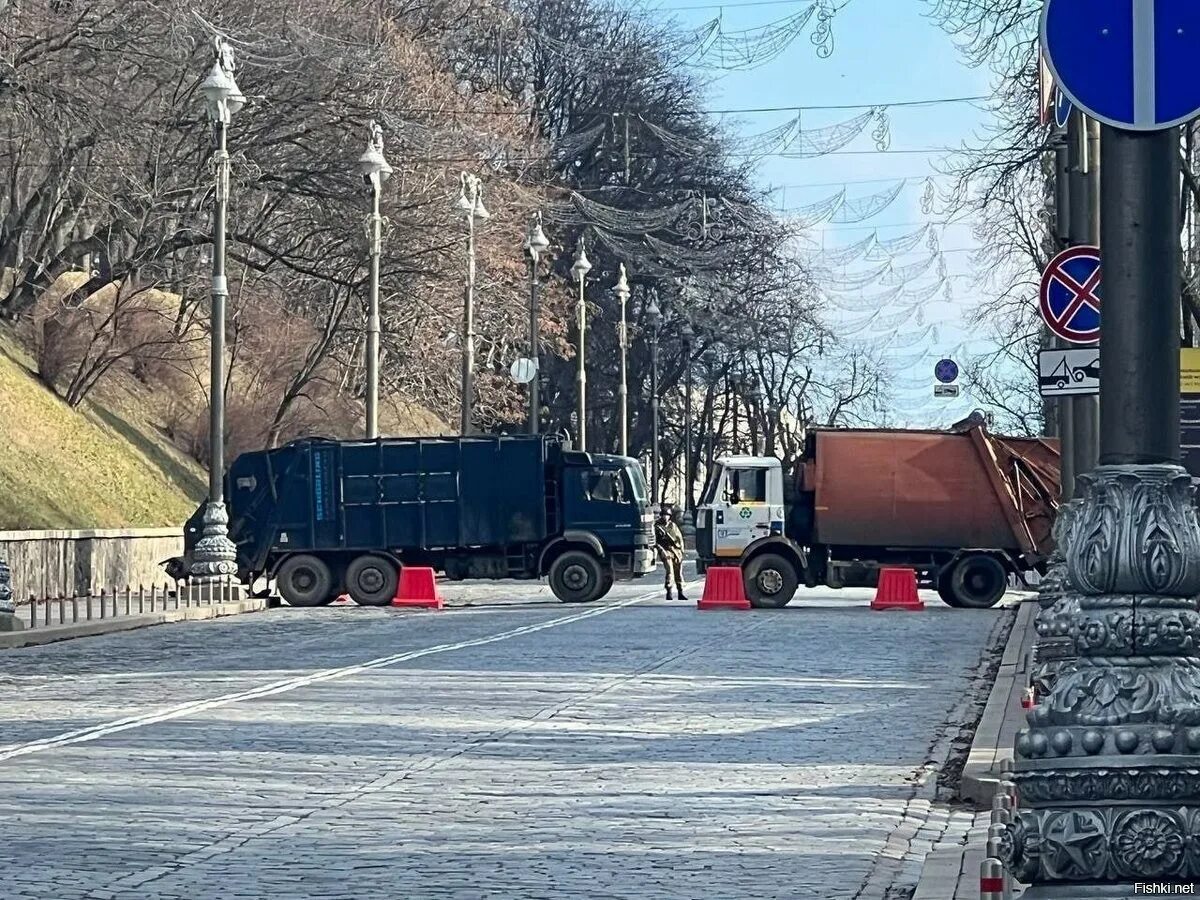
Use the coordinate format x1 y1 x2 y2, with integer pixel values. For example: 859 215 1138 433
1053 87 1072 129
934 359 959 385
1040 246 1102 345
1042 0 1200 131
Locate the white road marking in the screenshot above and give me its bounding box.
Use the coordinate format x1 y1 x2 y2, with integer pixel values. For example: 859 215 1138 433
0 591 657 762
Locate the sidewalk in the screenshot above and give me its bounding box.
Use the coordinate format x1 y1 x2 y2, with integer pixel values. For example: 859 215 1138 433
912 598 1040 899
0 596 269 650
913 811 1024 900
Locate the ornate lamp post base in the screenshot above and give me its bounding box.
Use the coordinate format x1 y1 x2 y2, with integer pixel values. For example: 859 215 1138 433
0 557 21 631
1006 465 1200 892
183 500 244 605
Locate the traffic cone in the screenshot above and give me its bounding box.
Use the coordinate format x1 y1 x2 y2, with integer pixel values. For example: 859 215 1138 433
392 567 444 610
870 567 924 611
697 566 751 611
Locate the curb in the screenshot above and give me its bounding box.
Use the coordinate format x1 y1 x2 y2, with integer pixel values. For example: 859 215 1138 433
0 598 269 650
958 598 1039 806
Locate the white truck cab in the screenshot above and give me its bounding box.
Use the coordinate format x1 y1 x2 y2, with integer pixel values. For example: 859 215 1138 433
695 456 806 607
695 456 786 558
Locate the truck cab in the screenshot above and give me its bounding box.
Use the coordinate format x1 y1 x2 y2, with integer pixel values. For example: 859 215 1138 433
695 456 806 608
551 453 656 595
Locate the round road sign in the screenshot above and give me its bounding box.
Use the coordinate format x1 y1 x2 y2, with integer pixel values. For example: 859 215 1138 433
510 357 538 384
934 358 959 385
1039 245 1101 345
1041 0 1200 132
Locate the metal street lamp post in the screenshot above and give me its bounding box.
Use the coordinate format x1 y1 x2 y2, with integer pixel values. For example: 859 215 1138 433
188 37 246 591
646 291 662 506
525 214 550 435
456 173 489 434
1003 11 1200 891
570 239 591 450
614 264 631 456
357 121 392 440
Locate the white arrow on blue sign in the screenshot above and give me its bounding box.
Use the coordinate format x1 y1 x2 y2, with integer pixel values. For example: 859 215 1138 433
1041 0 1200 131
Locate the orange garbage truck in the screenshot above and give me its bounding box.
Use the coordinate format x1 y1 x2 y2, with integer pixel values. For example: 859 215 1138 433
694 423 1060 609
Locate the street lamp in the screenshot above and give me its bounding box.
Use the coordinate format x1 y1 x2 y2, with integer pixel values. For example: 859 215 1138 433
189 36 246 592
456 172 489 434
570 239 591 450
614 264 631 456
357 120 392 440
525 214 550 435
646 290 663 506
681 321 695 526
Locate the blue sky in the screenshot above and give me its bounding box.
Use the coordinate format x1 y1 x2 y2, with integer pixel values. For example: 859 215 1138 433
655 0 1007 423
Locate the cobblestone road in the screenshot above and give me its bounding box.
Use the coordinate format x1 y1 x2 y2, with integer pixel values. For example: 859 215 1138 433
0 576 1005 900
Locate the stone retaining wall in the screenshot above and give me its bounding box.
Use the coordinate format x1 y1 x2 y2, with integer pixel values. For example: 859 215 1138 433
0 528 183 602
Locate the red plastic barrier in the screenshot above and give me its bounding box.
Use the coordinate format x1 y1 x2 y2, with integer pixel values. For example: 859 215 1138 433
698 566 751 611
392 567 444 610
870 567 924 611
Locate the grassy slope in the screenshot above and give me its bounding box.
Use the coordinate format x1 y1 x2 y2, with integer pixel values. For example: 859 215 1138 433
0 329 204 530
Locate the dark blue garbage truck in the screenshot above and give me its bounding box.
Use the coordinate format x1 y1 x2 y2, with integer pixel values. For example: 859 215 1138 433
166 434 656 607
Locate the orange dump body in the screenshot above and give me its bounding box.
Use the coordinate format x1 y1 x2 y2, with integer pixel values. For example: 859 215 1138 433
797 426 1060 563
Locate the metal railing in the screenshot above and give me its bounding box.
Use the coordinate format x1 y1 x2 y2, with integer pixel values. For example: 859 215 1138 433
12 581 235 630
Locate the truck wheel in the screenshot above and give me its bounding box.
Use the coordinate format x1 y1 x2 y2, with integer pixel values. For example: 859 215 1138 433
946 555 1007 609
935 569 963 608
345 555 399 607
549 551 605 603
276 555 335 608
744 553 798 609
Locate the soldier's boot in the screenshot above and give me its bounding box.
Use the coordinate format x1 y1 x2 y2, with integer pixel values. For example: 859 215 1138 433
665 588 675 602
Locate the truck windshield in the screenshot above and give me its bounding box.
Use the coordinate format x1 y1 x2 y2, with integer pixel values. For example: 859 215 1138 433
624 465 649 504
584 470 627 503
700 463 723 505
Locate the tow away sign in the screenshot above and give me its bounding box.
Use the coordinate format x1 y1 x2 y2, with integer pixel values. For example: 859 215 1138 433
1039 348 1099 397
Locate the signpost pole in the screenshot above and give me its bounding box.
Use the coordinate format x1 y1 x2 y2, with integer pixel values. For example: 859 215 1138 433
1099 125 1181 463
1068 109 1099 482
1055 135 1076 499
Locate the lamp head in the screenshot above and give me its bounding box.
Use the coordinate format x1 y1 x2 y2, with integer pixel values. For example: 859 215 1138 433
357 120 392 185
526 215 550 258
614 263 630 303
646 296 662 325
199 39 245 123
571 241 592 281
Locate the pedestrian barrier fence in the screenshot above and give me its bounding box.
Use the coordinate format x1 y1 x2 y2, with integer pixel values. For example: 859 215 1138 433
12 581 239 630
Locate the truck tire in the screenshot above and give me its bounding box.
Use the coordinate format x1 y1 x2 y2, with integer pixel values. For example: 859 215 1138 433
345 554 399 607
549 551 605 603
935 569 963 608
945 554 1007 609
744 553 798 609
276 555 335 607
